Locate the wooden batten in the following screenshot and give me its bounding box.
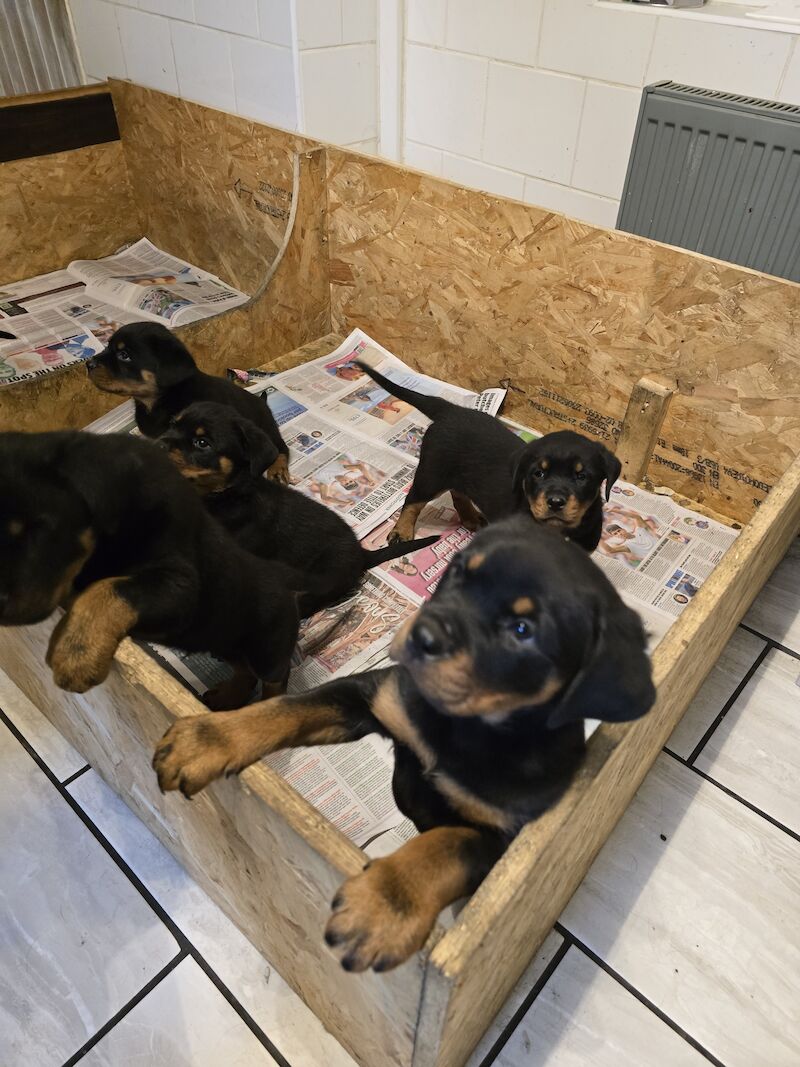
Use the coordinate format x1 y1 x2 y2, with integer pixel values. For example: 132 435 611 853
615 376 676 485
414 452 800 1067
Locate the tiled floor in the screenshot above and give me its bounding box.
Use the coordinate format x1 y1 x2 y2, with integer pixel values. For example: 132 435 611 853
1 543 798 1067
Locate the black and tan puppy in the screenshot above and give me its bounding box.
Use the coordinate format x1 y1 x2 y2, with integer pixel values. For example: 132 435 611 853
0 430 306 710
158 401 440 616
154 516 655 972
355 361 620 552
86 321 290 484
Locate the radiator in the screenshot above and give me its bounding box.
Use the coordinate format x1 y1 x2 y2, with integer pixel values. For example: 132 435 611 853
617 80 800 282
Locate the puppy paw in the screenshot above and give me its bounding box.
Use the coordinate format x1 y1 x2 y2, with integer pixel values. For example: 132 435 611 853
324 860 433 973
153 715 241 797
266 454 290 486
46 618 114 693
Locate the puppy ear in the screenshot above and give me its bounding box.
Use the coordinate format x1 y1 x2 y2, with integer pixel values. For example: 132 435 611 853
154 333 197 388
234 418 279 476
599 444 622 501
547 595 655 729
511 441 538 498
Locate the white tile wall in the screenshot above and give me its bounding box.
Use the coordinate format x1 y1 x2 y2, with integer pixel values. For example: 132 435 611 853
405 44 487 158
572 82 642 199
406 0 447 47
483 63 585 184
523 175 619 228
404 140 444 175
646 18 791 99
194 0 260 39
68 0 126 80
300 43 377 144
778 39 800 104
257 0 293 47
445 0 543 67
342 0 377 44
231 37 298 129
115 6 179 93
539 0 657 86
296 0 343 49
442 152 525 200
171 21 236 112
138 0 193 21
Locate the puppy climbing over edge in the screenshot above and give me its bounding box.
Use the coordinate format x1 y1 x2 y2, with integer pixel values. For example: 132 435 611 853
355 360 621 552
86 321 291 484
154 517 655 973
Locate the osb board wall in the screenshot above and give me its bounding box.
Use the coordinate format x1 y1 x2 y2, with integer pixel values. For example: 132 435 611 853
110 81 316 297
0 140 140 285
327 152 800 523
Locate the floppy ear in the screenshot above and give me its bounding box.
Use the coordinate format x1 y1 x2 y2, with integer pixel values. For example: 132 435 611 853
599 444 622 501
153 332 197 388
511 441 539 498
234 418 279 476
546 594 655 729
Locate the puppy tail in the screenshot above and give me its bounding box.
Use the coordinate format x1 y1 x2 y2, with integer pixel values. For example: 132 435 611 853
354 360 451 420
361 533 440 567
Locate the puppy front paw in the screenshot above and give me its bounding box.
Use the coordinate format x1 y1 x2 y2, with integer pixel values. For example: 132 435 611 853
46 617 115 693
153 715 243 797
324 859 434 973
266 454 290 486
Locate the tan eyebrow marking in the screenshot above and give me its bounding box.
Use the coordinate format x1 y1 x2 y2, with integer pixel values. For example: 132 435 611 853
467 553 485 571
575 461 583 472
512 597 534 614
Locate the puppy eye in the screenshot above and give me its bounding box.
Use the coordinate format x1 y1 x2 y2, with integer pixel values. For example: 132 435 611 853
575 470 586 481
117 349 131 362
533 469 546 479
194 437 210 450
504 617 535 641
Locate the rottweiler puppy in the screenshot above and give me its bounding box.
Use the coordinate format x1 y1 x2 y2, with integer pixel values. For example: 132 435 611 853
0 430 308 710
355 361 621 552
154 516 655 972
86 321 290 484
158 402 440 616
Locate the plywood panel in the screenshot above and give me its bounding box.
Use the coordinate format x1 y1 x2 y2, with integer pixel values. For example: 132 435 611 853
111 81 317 297
0 139 139 285
327 153 800 523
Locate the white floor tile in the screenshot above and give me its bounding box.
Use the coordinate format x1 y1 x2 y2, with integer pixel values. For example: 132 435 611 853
666 627 766 759
467 931 563 1066
561 754 800 1067
744 538 800 653
82 959 276 1066
495 947 707 1066
0 729 178 1066
695 648 800 835
68 771 358 1067
0 668 86 781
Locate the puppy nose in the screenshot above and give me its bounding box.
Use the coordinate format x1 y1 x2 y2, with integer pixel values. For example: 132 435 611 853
410 616 454 658
547 495 566 511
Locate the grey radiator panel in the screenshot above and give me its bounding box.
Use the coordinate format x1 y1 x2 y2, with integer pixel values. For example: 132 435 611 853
617 81 800 282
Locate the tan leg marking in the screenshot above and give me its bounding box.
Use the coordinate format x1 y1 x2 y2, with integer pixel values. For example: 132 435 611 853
46 578 136 693
389 500 426 543
325 827 487 972
153 698 352 796
451 492 485 533
266 453 290 485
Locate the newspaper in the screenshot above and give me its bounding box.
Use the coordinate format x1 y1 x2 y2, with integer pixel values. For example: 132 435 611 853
85 327 738 850
0 240 248 387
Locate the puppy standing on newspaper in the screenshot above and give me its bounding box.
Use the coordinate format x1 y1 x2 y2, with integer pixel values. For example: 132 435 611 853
154 517 655 973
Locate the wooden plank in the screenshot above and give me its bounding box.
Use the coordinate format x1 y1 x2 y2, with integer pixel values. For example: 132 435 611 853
416 454 800 1067
326 150 800 523
0 84 109 110
0 624 430 1067
0 92 120 163
615 376 675 485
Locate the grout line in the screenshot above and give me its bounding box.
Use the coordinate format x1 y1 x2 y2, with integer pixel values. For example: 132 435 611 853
739 622 800 663
62 950 188 1066
664 748 800 846
684 642 772 766
0 707 293 1067
555 926 727 1067
61 764 91 787
477 939 571 1067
